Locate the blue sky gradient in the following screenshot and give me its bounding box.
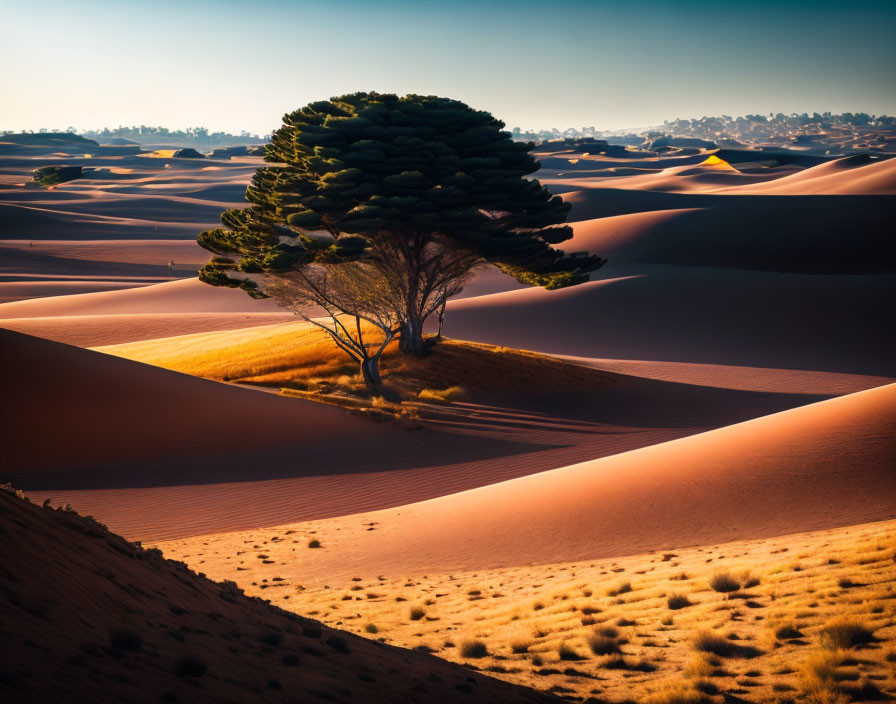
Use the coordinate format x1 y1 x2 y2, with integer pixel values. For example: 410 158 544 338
1 0 894 133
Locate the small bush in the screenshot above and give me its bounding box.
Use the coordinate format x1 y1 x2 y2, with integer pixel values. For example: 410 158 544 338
364 623 378 634
409 606 426 621
307 539 321 548
709 573 740 597
818 618 874 650
692 631 736 657
668 593 693 610
607 581 632 597
588 633 621 656
460 639 488 658
174 654 207 677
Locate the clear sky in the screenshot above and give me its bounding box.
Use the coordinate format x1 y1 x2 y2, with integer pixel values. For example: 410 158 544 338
1 0 894 134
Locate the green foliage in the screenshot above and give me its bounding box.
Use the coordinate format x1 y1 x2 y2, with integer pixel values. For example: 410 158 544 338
197 92 604 327
32 165 83 187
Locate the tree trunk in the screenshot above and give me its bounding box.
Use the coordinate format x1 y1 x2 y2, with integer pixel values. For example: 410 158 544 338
398 316 427 355
360 356 383 392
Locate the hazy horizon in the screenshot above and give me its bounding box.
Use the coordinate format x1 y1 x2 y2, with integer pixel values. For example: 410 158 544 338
2 0 895 135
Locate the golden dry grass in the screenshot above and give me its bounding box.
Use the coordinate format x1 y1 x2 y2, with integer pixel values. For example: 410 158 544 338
156 519 896 703
94 319 626 409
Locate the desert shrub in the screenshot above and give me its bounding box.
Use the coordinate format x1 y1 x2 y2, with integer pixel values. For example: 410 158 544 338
364 623 378 634
418 386 465 403
818 617 875 650
307 539 321 548
460 639 488 658
709 572 740 597
607 581 632 597
409 606 426 621
557 641 581 660
588 633 621 656
174 654 207 677
693 631 732 656
108 628 142 653
668 593 693 610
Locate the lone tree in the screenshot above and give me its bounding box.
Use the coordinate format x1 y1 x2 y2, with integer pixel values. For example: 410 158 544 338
197 92 604 390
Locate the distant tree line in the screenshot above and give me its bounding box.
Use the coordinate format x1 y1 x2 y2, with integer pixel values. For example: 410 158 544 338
508 112 895 145
80 126 269 146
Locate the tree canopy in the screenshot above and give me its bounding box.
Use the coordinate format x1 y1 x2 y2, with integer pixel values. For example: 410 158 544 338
198 92 603 386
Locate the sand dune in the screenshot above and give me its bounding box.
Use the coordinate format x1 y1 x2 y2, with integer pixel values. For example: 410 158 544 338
7 326 837 541
0 277 283 318
560 356 894 395
563 200 894 273
444 266 896 377
0 488 551 704
0 312 296 346
0 280 156 303
182 383 896 583
1 329 538 486
717 153 896 195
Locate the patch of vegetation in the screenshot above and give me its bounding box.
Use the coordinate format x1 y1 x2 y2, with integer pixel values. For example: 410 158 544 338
708 572 740 597
32 165 83 187
818 618 875 650
460 639 488 658
667 593 693 610
588 632 622 656
417 386 466 403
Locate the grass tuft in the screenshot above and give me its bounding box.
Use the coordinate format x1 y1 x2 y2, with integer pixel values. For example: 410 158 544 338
818 618 875 650
460 639 488 658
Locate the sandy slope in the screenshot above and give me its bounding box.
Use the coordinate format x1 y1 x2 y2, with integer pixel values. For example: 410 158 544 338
6 326 840 542
163 383 896 584
560 356 895 395
443 267 896 377
715 153 896 195
0 329 537 486
0 312 296 346
0 277 282 317
0 488 553 704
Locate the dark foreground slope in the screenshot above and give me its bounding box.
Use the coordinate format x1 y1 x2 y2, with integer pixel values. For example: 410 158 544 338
0 487 555 704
